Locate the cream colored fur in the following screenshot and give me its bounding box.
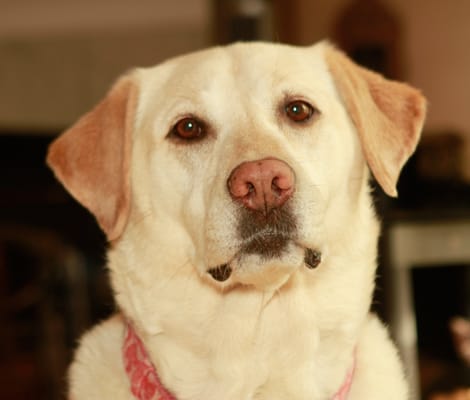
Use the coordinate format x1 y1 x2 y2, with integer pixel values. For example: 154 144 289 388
48 41 426 399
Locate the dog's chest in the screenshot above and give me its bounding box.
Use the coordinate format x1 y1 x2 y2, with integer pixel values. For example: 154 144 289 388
144 294 354 400
140 334 352 400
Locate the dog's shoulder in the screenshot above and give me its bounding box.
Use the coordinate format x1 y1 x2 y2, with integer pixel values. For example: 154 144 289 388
350 315 408 399
68 314 130 399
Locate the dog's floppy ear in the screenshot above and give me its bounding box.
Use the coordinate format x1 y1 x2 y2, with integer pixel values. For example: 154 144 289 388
324 45 426 197
47 75 138 241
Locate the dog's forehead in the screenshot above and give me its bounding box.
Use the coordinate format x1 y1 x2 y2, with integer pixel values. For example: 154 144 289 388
136 42 337 120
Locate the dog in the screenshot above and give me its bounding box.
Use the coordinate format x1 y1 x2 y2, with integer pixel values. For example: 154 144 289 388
47 41 426 399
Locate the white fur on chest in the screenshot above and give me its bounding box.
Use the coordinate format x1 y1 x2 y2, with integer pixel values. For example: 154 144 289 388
103 241 374 399
69 312 407 400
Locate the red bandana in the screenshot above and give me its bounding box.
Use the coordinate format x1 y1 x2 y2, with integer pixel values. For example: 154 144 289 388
332 356 355 400
123 324 355 400
123 324 176 400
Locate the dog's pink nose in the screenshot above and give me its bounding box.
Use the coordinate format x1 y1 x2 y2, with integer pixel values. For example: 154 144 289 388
228 158 295 212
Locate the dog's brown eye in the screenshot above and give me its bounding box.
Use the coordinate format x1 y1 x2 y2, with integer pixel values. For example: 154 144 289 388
172 117 205 140
285 100 314 123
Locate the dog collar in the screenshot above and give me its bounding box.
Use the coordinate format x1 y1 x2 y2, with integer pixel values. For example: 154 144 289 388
123 323 176 400
332 356 355 400
123 323 355 400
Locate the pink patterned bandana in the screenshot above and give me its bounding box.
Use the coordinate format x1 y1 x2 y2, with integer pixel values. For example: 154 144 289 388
332 356 356 400
123 324 176 400
123 323 355 400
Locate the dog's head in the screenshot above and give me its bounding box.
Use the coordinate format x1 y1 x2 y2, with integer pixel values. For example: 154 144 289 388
47 42 425 294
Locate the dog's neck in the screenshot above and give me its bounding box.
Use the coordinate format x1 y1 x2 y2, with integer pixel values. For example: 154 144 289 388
123 322 356 400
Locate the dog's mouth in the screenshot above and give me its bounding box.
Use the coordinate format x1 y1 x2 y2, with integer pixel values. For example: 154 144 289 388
207 206 322 284
208 264 233 282
239 205 296 255
208 248 322 282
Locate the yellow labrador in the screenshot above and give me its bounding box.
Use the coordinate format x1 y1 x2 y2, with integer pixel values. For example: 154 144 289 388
47 41 426 399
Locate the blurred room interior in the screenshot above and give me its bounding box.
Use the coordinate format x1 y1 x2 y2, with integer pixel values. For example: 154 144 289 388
0 1 469 399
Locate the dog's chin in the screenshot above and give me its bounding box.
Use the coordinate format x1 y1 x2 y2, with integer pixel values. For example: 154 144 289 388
235 243 305 290
208 242 306 291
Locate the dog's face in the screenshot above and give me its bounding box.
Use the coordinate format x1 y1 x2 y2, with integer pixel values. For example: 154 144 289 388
47 42 426 295
131 43 368 290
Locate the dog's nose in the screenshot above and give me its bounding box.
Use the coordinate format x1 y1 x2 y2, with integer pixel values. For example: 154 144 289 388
228 158 295 212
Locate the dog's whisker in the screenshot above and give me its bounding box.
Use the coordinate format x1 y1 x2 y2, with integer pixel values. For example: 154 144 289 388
129 209 154 228
155 258 193 291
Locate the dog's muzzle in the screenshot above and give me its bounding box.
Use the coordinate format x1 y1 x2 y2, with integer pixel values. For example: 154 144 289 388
207 158 322 284
231 158 297 263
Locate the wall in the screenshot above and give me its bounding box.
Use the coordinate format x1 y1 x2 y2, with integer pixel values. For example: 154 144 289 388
284 0 470 181
0 0 210 130
402 0 470 179
1 0 469 179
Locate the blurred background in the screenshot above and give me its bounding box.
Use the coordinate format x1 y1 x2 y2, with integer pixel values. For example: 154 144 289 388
0 1 469 399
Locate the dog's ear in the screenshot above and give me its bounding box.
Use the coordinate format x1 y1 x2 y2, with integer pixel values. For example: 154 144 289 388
47 75 138 241
324 45 426 197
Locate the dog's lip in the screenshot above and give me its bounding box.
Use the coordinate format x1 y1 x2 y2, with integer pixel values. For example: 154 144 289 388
239 231 293 258
207 264 232 282
304 248 322 269
207 242 322 283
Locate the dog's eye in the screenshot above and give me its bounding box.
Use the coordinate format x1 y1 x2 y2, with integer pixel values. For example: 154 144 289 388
285 100 315 123
172 117 205 140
